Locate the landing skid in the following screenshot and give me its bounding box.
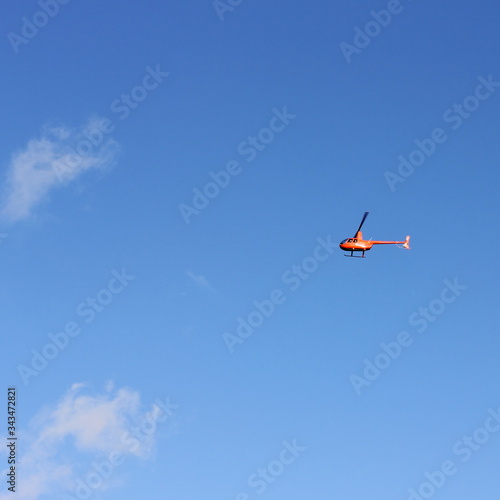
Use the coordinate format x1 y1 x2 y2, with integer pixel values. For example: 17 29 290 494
344 251 366 258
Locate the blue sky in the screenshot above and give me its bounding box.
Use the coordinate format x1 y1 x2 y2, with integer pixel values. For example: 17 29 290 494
1 0 500 498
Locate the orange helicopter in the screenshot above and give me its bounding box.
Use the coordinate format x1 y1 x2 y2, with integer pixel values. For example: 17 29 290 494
339 212 410 257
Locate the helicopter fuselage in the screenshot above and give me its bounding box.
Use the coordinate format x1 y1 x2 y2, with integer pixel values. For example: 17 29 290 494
339 238 373 252
339 229 409 256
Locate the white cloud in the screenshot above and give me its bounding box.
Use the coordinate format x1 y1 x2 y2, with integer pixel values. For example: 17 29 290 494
0 383 174 500
0 118 118 222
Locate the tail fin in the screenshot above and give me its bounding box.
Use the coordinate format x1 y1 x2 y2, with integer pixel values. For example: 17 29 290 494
403 235 411 250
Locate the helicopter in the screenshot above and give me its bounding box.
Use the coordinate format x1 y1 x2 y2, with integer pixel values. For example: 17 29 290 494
339 212 410 257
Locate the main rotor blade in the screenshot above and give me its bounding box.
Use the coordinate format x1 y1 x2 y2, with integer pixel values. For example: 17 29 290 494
354 212 369 236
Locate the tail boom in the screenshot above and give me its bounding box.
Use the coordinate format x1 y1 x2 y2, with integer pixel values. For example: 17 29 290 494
370 235 411 249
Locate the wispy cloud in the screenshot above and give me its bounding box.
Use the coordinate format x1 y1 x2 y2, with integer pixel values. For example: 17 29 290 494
0 119 118 222
0 382 175 500
187 270 215 292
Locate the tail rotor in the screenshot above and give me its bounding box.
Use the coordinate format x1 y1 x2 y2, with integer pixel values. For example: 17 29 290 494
403 235 411 250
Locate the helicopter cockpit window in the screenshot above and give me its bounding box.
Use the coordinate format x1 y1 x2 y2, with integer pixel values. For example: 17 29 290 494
347 238 353 243
353 239 357 242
